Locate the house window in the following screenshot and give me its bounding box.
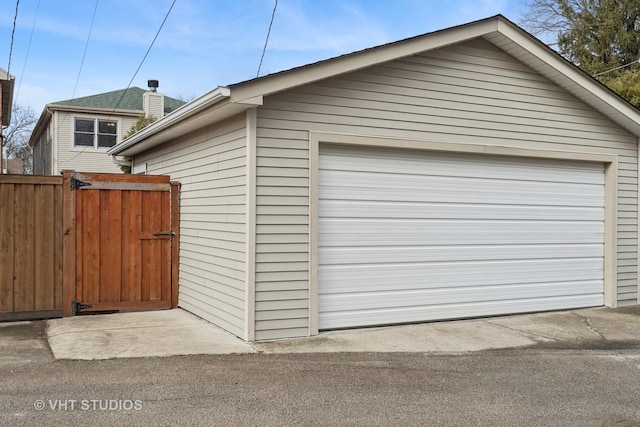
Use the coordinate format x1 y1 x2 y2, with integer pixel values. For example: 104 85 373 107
74 118 117 148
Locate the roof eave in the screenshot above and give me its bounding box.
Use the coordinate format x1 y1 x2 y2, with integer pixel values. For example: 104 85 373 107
229 17 500 103
1 76 15 125
229 14 640 136
108 86 233 156
28 107 52 147
47 104 143 116
488 18 640 137
114 14 640 157
28 104 144 147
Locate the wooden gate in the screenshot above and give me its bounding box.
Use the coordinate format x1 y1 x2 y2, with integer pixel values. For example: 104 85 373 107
62 172 179 316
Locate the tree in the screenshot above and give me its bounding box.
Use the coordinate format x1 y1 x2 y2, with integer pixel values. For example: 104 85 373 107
118 115 157 173
604 69 640 105
2 103 37 174
521 0 640 105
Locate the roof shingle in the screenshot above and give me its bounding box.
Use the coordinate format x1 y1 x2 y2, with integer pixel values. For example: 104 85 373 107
52 87 185 114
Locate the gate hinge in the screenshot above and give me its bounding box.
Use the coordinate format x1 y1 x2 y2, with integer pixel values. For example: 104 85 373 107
72 301 93 314
70 177 92 191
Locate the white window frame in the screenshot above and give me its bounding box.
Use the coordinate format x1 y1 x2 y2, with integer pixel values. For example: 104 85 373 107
73 117 119 150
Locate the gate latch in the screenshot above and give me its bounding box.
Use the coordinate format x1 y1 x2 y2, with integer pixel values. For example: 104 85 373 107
72 301 93 315
153 232 175 238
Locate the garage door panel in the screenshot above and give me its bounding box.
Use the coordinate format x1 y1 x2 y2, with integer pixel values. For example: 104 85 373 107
319 244 604 264
318 146 605 330
319 294 606 330
320 169 604 199
320 187 603 207
319 258 603 292
320 200 604 221
320 220 603 246
321 150 604 185
320 181 603 207
319 280 604 311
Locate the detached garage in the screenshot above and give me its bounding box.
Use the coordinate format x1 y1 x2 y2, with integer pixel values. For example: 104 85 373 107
109 15 640 341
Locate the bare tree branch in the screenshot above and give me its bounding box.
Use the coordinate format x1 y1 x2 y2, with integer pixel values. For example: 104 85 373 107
2 103 37 174
519 0 640 106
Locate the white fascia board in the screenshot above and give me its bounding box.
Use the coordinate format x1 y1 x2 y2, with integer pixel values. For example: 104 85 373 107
493 20 640 136
47 104 143 116
229 19 499 103
108 86 232 156
28 107 52 147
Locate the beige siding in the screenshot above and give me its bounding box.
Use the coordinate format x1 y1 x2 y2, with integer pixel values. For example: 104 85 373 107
55 112 138 174
134 115 247 338
32 125 52 175
254 38 638 340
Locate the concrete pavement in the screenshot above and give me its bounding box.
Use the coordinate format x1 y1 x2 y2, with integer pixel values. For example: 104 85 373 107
255 306 640 353
3 305 640 361
46 309 255 359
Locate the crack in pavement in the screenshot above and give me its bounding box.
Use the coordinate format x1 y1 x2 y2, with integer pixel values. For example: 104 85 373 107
483 320 562 343
571 313 607 340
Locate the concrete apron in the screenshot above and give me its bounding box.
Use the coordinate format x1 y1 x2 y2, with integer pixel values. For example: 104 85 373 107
256 306 640 354
46 309 255 360
39 305 640 360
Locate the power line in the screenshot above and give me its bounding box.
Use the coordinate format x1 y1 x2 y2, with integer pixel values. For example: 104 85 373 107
593 59 640 77
257 0 278 77
62 0 100 162
109 0 177 114
70 0 99 99
69 0 177 163
2 0 19 174
15 0 40 103
7 0 20 76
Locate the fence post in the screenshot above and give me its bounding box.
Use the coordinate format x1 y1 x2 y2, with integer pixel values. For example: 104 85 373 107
170 181 180 308
62 171 76 317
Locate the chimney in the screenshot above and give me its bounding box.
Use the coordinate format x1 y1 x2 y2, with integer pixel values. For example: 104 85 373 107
143 79 164 119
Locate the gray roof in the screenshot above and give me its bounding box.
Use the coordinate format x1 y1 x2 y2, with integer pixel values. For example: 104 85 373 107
52 87 185 114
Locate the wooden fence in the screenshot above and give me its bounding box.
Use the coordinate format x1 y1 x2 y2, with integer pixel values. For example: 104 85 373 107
0 172 179 321
0 175 64 320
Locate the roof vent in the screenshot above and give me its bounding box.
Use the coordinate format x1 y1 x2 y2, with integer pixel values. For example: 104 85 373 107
147 80 159 92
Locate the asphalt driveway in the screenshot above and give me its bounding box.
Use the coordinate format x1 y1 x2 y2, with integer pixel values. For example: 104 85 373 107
2 306 640 426
2 350 640 426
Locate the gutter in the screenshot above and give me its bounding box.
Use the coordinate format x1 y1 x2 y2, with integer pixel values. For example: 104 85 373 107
111 156 131 167
108 86 231 156
28 107 52 147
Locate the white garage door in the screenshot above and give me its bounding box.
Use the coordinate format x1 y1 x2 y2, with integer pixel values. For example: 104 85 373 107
318 145 605 330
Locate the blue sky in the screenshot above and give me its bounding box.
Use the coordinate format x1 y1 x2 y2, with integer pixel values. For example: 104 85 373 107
0 0 529 114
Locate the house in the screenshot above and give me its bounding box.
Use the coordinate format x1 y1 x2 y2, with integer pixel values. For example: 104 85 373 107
3 158 23 174
109 15 640 341
0 67 15 173
29 84 185 175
